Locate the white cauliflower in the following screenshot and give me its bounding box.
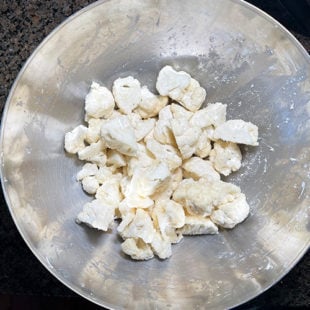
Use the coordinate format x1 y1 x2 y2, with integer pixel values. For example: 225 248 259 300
194 129 212 158
121 238 154 260
146 138 182 171
182 157 220 182
127 112 156 141
64 125 88 154
209 141 242 176
106 149 127 170
173 178 241 217
190 102 227 128
169 78 206 112
170 118 201 159
119 209 155 243
84 82 115 119
81 176 100 195
158 105 173 120
78 140 106 166
76 199 115 231
76 163 98 181
170 103 193 120
100 115 138 156
153 119 176 145
85 118 105 144
112 76 141 114
178 216 218 235
213 120 259 146
95 178 122 207
156 65 191 97
150 231 172 259
135 86 168 118
210 193 250 229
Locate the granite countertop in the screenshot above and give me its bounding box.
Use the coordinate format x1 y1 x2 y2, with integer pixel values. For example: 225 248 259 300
0 1 309 309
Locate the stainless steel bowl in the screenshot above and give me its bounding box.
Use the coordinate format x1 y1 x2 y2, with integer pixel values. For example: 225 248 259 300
1 0 309 309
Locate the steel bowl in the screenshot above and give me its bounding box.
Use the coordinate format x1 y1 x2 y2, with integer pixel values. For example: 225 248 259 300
1 0 309 309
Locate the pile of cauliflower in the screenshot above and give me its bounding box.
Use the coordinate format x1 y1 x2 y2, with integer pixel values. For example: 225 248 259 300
64 66 258 260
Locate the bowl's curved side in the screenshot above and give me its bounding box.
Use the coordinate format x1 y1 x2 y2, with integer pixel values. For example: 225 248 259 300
1 0 309 309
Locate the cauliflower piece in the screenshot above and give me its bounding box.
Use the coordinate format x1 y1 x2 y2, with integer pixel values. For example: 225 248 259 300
146 138 182 171
169 78 206 112
112 76 141 114
76 163 98 181
190 102 227 128
135 86 169 118
127 112 156 141
209 141 242 176
213 120 259 146
82 176 100 194
170 118 201 159
170 103 193 120
95 178 122 207
158 105 173 120
64 125 88 154
85 118 105 144
153 119 176 146
121 238 154 260
210 193 249 229
119 209 155 243
127 142 155 177
150 231 172 259
156 65 191 96
106 149 127 170
178 216 218 235
78 140 107 166
76 199 115 231
100 115 138 156
194 129 212 158
84 82 115 119
173 179 241 217
95 166 119 184
183 157 220 182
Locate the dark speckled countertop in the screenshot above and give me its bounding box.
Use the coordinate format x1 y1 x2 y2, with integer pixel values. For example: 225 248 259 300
0 1 309 309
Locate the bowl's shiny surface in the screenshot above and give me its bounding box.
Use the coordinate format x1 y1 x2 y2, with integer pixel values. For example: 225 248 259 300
1 0 309 309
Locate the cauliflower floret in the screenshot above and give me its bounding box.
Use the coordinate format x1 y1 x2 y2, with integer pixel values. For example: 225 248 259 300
135 86 169 118
173 179 241 217
146 138 182 171
76 163 98 181
112 76 141 114
209 141 242 176
95 166 119 184
127 142 155 177
127 112 156 141
182 157 220 182
170 118 201 159
170 103 193 120
194 129 212 158
150 231 172 259
82 176 100 195
178 216 218 235
95 178 122 207
210 193 249 229
64 125 88 154
152 200 184 244
190 102 227 128
121 238 154 260
119 209 155 243
156 65 191 96
153 119 176 145
213 120 259 146
78 140 107 166
170 78 206 112
84 82 115 119
106 149 127 170
76 199 115 231
100 115 138 156
85 118 105 144
158 105 173 120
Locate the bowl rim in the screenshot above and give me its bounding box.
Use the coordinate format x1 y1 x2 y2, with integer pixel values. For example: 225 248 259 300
1 0 309 309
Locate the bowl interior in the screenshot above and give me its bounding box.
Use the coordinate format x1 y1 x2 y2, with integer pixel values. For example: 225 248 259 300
1 0 310 309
